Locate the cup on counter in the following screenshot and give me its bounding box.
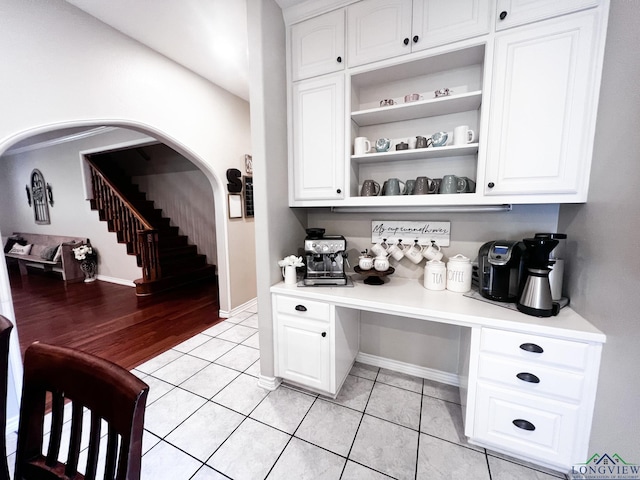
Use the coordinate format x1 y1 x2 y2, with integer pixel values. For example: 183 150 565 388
404 242 425 265
424 259 446 291
354 136 372 155
422 242 443 261
453 125 477 145
360 179 381 196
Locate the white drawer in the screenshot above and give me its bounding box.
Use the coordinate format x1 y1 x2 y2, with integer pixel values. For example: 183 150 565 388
274 295 331 321
474 382 579 466
480 328 589 371
477 353 585 403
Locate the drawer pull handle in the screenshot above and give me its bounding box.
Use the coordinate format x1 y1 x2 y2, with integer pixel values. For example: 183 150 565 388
519 343 543 354
295 305 307 312
516 372 540 384
513 419 536 431
321 332 327 337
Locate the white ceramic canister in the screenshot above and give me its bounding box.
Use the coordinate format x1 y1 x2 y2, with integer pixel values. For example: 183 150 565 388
424 259 446 291
446 254 472 292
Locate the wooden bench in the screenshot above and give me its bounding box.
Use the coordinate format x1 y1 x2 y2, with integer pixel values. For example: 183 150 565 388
4 233 87 282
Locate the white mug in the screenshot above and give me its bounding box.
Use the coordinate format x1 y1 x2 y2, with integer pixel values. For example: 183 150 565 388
404 243 425 265
354 137 372 155
422 243 443 261
424 260 446 291
386 243 405 261
371 241 389 257
453 125 476 146
446 254 472 292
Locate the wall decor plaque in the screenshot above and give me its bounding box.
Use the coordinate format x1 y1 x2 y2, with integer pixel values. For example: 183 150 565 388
371 221 450 246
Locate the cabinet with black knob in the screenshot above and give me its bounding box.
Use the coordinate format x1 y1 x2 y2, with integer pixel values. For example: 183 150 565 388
495 0 598 31
272 294 359 396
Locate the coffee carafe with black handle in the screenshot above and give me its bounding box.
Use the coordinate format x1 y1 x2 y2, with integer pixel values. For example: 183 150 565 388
517 237 559 317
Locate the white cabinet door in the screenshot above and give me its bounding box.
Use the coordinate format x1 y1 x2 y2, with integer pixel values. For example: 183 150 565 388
412 0 492 52
275 314 332 393
291 9 345 81
347 0 413 68
292 74 345 202
484 11 599 197
495 0 599 30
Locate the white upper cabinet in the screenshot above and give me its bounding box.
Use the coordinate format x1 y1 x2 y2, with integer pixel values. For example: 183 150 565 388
291 9 345 81
412 0 492 52
347 0 413 68
484 11 601 198
291 73 345 202
347 0 491 67
495 0 599 30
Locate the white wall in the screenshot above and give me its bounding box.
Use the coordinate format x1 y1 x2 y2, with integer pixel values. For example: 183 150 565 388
558 2 640 462
0 0 254 315
0 129 150 282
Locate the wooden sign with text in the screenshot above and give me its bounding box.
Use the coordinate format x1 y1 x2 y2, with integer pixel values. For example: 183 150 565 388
371 221 451 246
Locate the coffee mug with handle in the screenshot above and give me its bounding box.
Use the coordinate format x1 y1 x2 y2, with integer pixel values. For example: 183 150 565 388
404 241 425 265
414 176 438 195
383 178 405 196
371 240 389 257
453 126 476 146
422 242 443 261
440 175 465 194
360 179 381 196
386 241 405 261
354 136 372 155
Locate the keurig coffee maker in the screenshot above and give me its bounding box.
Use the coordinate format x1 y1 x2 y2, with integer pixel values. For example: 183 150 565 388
478 240 526 302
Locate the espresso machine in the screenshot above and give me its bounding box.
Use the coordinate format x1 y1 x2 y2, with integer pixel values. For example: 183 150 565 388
303 229 349 286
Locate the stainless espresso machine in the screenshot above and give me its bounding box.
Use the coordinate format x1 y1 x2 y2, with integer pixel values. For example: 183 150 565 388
303 229 349 286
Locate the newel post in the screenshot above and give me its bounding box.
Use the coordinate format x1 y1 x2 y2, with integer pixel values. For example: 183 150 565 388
138 230 161 281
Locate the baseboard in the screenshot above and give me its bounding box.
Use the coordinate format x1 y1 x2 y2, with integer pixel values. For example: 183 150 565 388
219 297 257 319
356 352 460 387
95 275 135 287
257 374 281 391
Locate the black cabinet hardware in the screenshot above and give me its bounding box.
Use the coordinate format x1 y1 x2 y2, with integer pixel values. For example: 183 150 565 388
513 419 535 431
295 305 307 312
499 11 508 20
517 372 541 384
487 182 495 188
321 332 327 337
337 56 342 63
403 37 410 45
519 343 544 354
413 35 419 43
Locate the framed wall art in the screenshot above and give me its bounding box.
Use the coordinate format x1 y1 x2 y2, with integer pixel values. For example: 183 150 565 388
227 194 243 219
243 176 254 218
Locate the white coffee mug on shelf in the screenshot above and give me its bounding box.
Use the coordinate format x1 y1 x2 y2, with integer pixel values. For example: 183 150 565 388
371 240 389 257
354 137 372 155
453 125 476 146
404 242 425 265
422 242 443 261
386 242 405 261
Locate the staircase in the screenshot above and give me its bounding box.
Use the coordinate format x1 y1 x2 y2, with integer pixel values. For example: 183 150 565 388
86 157 217 296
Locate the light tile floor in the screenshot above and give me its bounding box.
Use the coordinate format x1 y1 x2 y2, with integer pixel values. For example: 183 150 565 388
5 307 569 479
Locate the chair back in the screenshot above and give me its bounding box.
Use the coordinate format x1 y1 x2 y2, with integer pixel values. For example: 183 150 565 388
0 316 14 480
14 343 149 480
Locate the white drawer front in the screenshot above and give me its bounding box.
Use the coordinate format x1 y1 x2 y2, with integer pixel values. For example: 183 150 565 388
474 382 578 466
481 328 589 371
275 295 331 321
478 354 585 403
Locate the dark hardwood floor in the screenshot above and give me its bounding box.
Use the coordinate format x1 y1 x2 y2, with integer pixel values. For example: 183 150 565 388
7 263 222 371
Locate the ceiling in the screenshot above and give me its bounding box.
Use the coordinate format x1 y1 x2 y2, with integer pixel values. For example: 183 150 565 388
63 0 305 102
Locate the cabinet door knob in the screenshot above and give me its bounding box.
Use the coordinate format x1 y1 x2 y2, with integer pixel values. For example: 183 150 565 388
519 343 544 354
403 37 409 46
487 182 495 188
516 372 540 384
295 304 307 312
413 35 419 43
499 11 508 20
337 56 342 63
321 332 327 337
336 188 342 194
512 419 535 431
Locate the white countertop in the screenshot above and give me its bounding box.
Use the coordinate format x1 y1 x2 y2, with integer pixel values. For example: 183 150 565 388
271 277 605 344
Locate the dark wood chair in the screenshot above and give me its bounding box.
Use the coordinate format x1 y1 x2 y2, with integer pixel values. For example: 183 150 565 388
14 343 149 480
0 315 14 480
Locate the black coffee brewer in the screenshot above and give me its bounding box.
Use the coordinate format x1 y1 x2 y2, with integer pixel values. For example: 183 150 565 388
516 237 560 317
478 240 527 302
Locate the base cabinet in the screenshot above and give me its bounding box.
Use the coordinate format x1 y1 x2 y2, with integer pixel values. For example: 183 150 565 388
272 294 359 396
466 327 602 471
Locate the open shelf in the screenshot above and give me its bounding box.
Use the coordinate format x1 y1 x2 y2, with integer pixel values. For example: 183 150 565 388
351 143 479 164
351 91 482 127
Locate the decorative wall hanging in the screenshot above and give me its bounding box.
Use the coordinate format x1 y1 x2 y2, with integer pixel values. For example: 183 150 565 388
243 176 254 218
30 169 51 225
228 194 242 219
226 168 243 193
245 154 253 175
